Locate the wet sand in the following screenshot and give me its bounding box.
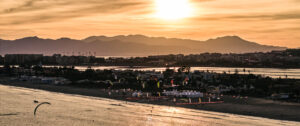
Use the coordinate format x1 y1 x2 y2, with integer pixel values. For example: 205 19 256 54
1 77 300 122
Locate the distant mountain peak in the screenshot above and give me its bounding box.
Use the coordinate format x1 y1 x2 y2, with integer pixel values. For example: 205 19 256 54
57 37 73 41
224 35 242 39
0 34 287 56
210 35 243 41
17 36 40 41
126 34 147 38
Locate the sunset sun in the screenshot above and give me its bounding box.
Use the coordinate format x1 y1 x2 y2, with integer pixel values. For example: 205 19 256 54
155 0 193 20
1 0 300 125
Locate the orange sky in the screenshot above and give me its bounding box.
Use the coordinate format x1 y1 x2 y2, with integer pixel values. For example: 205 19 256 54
0 0 299 48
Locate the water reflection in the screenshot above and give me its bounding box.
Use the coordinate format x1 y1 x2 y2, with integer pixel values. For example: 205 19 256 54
72 66 300 79
3 65 299 79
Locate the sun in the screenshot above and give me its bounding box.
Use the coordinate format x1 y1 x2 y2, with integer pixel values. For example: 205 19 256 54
155 0 193 20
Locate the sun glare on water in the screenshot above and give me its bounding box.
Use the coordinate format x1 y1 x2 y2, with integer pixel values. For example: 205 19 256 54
155 0 193 20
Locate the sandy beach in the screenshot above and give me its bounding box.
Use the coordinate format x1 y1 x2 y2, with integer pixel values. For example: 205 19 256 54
1 84 300 126
1 77 300 122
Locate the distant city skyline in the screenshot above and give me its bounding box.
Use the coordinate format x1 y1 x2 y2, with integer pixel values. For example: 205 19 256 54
0 0 300 48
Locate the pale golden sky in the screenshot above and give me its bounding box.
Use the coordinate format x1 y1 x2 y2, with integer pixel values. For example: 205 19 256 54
0 0 299 47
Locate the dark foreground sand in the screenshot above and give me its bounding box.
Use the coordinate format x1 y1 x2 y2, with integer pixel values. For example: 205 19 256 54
1 77 300 122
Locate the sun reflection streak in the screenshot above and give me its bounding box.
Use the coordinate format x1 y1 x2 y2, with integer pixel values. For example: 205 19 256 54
162 107 181 113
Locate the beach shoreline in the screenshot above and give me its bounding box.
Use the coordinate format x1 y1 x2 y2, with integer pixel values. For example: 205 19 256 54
1 77 300 122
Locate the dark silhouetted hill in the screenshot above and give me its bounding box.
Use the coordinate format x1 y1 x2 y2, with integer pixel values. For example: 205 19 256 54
0 35 286 56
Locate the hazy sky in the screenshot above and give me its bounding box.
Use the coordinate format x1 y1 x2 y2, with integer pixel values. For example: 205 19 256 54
0 0 299 47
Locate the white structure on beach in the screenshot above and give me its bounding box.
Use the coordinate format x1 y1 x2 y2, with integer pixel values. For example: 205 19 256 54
163 90 203 98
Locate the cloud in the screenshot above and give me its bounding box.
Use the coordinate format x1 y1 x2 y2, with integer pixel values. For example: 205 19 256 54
0 0 149 25
0 0 299 47
190 11 300 21
2 0 39 13
226 12 300 20
1 0 146 13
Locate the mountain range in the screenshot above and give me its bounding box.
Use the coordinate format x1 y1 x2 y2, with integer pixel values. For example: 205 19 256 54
0 35 287 56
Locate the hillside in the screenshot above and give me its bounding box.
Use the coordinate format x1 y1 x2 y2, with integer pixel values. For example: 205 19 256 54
0 35 286 56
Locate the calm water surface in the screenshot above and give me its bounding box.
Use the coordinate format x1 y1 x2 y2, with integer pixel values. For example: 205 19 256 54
73 66 300 79
2 65 299 79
